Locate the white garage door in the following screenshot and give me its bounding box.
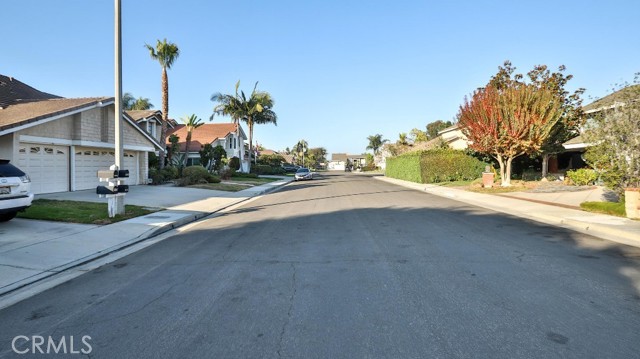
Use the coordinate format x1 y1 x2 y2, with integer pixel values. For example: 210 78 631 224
74 148 139 190
17 144 69 194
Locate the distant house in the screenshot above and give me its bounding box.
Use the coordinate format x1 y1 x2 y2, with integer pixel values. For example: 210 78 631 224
126 109 175 144
0 75 163 194
166 123 248 171
328 153 367 171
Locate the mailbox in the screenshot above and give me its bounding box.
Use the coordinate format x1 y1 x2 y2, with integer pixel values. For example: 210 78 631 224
97 169 129 179
97 170 117 179
96 185 129 195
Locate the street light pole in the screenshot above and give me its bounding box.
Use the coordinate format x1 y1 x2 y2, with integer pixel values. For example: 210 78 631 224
112 0 125 215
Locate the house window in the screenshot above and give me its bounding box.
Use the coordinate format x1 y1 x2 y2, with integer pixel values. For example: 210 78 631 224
44 147 54 154
30 147 40 154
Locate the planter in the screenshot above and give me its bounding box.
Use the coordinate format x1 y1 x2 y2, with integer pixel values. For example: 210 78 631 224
625 188 640 219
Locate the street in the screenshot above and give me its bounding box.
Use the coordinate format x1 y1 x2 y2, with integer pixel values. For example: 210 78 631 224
1 173 639 358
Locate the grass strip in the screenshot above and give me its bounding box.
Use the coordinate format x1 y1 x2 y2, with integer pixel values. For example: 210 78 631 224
17 199 158 225
580 201 626 217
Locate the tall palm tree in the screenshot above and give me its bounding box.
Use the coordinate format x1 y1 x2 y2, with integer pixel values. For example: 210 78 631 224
211 81 277 170
182 114 203 168
145 38 180 169
366 134 387 155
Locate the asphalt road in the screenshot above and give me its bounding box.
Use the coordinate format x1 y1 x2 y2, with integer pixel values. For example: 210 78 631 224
1 173 640 358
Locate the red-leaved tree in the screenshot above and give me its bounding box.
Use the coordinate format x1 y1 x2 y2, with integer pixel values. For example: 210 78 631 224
458 84 564 186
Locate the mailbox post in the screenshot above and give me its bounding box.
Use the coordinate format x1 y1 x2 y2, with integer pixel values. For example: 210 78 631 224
97 165 129 217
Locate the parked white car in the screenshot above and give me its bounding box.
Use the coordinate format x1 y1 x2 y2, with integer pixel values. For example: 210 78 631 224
0 160 34 222
294 168 314 181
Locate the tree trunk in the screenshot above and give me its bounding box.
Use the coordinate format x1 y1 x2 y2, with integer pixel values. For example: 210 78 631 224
184 131 191 168
504 156 514 187
496 155 506 187
248 119 253 173
159 67 169 170
542 153 550 178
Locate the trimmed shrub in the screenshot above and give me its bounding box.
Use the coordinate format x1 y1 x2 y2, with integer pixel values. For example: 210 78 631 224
220 168 236 180
148 167 164 185
251 165 285 175
386 152 422 183
178 166 219 186
421 149 486 183
161 166 179 180
566 168 598 186
386 149 486 184
233 172 259 179
229 157 241 171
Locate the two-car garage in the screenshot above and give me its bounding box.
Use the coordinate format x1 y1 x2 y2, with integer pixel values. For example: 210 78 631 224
17 143 141 194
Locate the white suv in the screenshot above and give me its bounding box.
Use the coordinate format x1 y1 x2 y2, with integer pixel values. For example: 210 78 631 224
0 160 34 222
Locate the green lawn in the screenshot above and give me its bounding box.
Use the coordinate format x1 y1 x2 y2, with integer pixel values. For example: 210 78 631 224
17 199 158 225
189 183 250 192
228 177 279 185
580 201 626 217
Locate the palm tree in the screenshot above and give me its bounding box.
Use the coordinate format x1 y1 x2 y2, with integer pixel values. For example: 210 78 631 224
123 92 135 110
294 140 308 166
145 38 180 169
182 114 203 168
130 97 153 110
397 133 409 146
366 134 387 155
211 81 277 170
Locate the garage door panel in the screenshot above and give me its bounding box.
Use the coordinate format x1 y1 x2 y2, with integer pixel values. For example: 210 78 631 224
18 144 69 194
74 148 138 190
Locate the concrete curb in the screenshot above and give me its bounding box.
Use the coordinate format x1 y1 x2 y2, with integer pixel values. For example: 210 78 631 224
375 176 640 248
0 178 293 298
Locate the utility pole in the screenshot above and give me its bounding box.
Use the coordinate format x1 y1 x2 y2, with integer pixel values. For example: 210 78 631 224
112 0 125 215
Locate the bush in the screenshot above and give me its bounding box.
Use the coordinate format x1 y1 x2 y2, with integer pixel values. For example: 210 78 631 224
386 149 486 184
161 166 179 180
175 166 220 186
386 152 422 183
229 157 241 171
421 149 486 183
257 154 285 167
566 168 598 186
148 167 164 185
251 165 285 175
220 168 236 180
233 172 259 179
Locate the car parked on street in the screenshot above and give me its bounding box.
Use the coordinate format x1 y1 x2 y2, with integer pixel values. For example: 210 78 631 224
0 160 34 222
294 167 314 181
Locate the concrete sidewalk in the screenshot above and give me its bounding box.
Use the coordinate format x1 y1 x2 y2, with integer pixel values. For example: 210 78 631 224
0 177 292 297
376 176 640 248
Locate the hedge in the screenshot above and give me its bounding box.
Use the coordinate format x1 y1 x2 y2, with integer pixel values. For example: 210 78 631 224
386 152 422 183
420 149 487 183
386 149 486 184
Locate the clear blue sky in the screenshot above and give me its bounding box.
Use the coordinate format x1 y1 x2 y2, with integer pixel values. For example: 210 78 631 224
3 0 639 156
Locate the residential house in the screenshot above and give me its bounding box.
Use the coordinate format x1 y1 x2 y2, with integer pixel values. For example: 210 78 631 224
562 85 640 170
166 123 248 171
0 75 163 194
328 153 367 171
126 109 175 144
